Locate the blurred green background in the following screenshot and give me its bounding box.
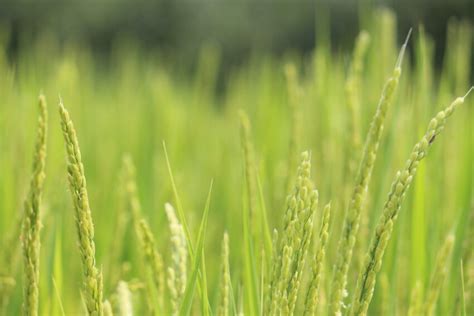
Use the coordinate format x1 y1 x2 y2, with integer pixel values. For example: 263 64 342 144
1 0 473 74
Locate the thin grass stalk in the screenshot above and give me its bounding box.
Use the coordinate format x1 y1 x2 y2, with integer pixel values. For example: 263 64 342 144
424 234 455 316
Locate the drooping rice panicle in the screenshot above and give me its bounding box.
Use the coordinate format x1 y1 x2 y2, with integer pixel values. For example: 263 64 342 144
304 202 331 316
424 234 455 316
165 202 187 315
330 29 411 316
266 151 319 315
21 94 47 316
59 100 103 315
350 88 473 316
217 232 230 316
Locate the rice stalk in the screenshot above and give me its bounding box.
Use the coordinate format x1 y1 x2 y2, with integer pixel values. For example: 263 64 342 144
304 202 331 316
424 234 455 316
238 110 261 314
106 157 133 288
238 110 258 232
350 88 473 316
122 156 164 313
217 232 230 316
58 100 103 316
407 280 423 316
455 206 474 315
20 94 47 316
137 219 165 312
330 29 411 316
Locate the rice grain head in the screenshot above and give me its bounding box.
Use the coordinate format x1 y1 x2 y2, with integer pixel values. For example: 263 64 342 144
330 29 411 316
165 202 187 315
407 280 423 316
59 100 103 315
217 232 230 316
349 88 472 316
137 219 165 312
424 234 455 316
267 151 318 315
21 94 47 316
304 202 331 316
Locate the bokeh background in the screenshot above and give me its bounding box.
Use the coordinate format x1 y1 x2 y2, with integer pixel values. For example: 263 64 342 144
1 0 473 75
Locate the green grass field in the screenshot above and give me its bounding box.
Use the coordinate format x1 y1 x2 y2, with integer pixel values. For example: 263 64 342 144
0 9 473 316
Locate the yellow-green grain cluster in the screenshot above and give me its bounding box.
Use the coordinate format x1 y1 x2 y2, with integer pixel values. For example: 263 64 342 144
122 156 164 313
59 100 103 315
217 232 230 316
165 202 187 314
138 219 165 311
330 29 410 316
267 151 319 315
424 234 455 316
239 111 258 225
350 89 472 316
407 280 423 316
21 95 47 316
304 202 331 316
